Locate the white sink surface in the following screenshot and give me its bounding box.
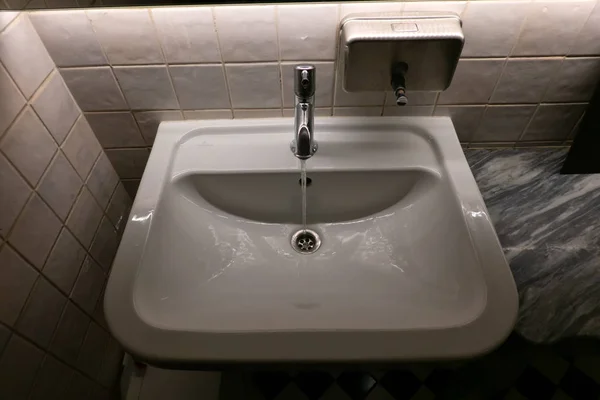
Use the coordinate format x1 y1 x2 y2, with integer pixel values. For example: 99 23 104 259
105 117 518 363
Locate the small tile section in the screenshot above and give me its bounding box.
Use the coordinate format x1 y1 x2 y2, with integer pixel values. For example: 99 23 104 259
134 110 183 145
89 216 118 271
438 59 505 105
380 370 422 400
183 109 233 120
106 182 132 231
0 153 31 238
253 372 291 400
15 276 67 347
0 15 53 98
61 67 127 112
169 65 231 110
31 71 80 144
214 5 278 62
85 111 145 148
28 355 73 400
0 245 38 326
70 256 105 314
49 300 90 365
569 2 600 56
277 4 339 61
9 194 62 269
434 105 485 142
512 1 596 57
522 104 588 141
474 105 537 142
61 116 102 180
105 148 149 179
77 321 109 380
87 9 163 65
0 63 25 136
491 58 563 104
0 106 57 186
87 153 119 210
43 228 86 294
226 63 282 109
37 151 82 221
151 7 221 64
295 371 335 400
29 10 107 67
113 66 179 110
0 334 44 400
542 57 600 103
66 187 104 249
337 372 377 400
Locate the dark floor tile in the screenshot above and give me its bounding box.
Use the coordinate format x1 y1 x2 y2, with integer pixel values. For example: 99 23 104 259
336 371 376 400
515 366 556 400
423 369 458 395
294 371 334 400
380 370 422 400
252 371 292 400
560 366 600 400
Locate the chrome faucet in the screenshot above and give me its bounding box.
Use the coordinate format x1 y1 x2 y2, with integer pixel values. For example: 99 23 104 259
291 65 317 159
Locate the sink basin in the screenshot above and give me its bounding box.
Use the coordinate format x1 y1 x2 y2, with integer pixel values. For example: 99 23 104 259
105 117 518 364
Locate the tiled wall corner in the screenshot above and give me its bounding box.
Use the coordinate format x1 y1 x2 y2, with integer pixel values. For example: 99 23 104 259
0 12 131 400
13 0 600 192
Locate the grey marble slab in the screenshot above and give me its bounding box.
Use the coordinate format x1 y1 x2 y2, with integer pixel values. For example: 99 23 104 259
466 148 600 343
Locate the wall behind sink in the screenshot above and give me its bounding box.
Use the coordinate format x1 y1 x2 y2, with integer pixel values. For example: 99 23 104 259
0 12 130 398
16 0 600 192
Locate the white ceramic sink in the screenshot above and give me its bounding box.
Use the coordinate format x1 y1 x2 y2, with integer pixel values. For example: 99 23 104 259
105 117 518 364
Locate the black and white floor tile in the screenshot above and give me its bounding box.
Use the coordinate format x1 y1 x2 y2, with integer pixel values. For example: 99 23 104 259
219 334 600 400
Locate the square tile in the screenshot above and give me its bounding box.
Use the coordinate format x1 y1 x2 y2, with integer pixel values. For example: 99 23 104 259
516 366 557 400
64 371 93 399
461 1 530 58
86 153 119 210
281 62 334 108
0 153 31 238
49 301 90 365
522 104 588 141
252 371 291 400
226 63 282 109
382 105 434 116
0 107 57 186
0 15 54 99
61 116 102 180
542 58 600 103
569 3 600 56
183 109 233 120
0 335 44 400
37 151 83 221
434 105 485 142
106 182 131 231
97 338 123 388
380 370 422 400
31 71 80 145
512 1 596 56
169 64 230 110
0 319 9 353
77 321 109 380
151 7 221 64
71 256 105 314
29 10 107 67
233 109 282 119
278 4 338 61
0 245 38 326
294 371 334 400
85 112 145 148
106 148 150 179
29 356 73 400
43 228 86 295
122 179 141 198
0 63 25 137
9 194 62 269
437 59 505 105
473 105 536 142
491 58 563 104
134 110 183 145
89 216 118 272
61 67 128 112
15 276 67 348
66 187 103 249
333 107 382 116
214 5 278 62
113 66 179 110
87 9 163 65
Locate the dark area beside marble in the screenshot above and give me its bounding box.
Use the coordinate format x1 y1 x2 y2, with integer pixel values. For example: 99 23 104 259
466 148 600 343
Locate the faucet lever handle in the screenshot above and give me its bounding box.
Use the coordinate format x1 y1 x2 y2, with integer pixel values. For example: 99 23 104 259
294 65 316 99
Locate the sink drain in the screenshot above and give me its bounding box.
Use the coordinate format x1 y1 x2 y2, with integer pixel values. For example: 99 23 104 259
291 229 321 254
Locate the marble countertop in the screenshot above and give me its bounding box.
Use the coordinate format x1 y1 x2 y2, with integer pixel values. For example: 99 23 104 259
466 148 600 343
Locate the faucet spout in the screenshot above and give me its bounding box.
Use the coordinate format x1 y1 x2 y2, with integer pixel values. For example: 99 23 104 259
291 65 317 159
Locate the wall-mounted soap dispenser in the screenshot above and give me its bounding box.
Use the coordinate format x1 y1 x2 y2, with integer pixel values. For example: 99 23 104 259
339 13 464 106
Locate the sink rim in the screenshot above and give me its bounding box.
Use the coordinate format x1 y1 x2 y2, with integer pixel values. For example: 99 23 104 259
104 116 518 364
